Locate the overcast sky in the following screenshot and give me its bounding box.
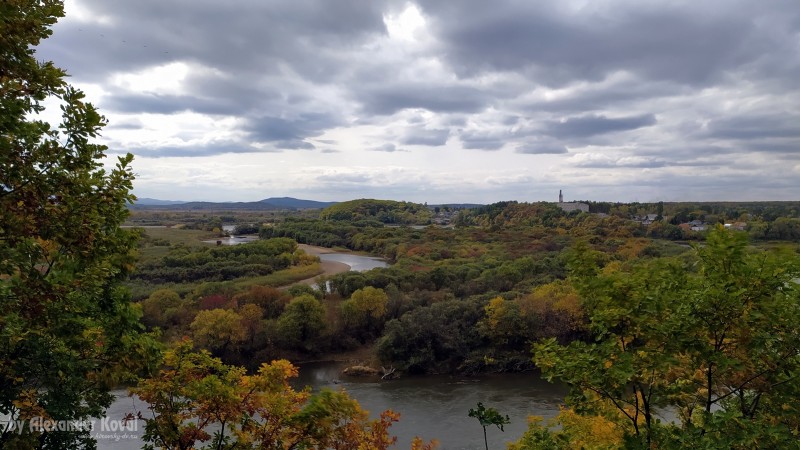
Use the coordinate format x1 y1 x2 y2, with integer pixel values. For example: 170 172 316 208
36 0 800 203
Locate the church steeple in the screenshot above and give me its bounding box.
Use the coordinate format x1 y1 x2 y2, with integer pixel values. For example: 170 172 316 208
559 190 563 203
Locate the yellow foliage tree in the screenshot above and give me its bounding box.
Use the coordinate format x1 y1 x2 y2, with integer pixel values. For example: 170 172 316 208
132 339 437 449
518 280 584 338
190 308 246 354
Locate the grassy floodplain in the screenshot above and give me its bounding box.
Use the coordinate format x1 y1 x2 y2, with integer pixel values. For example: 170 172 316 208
127 225 324 300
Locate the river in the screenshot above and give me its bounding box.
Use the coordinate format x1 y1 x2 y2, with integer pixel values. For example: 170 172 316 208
99 361 565 450
96 248 564 449
201 235 390 272
316 252 388 272
295 362 566 449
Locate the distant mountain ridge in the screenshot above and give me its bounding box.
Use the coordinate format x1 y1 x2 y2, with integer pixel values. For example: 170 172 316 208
135 197 188 206
259 197 338 209
131 197 338 210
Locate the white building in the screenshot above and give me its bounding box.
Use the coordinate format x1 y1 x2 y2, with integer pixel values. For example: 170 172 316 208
556 190 589 213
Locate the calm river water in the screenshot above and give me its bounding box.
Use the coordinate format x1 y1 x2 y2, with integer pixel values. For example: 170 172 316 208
99 361 565 450
295 362 567 450
317 252 388 271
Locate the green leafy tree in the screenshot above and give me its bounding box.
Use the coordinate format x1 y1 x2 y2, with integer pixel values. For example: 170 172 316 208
468 402 510 450
287 283 323 300
140 288 184 329
526 227 800 448
340 286 389 340
233 285 290 319
277 294 326 351
0 2 157 448
478 296 526 349
377 298 485 374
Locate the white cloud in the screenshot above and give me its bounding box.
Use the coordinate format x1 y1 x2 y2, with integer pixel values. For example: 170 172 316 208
31 0 800 203
111 62 193 94
384 4 428 43
64 0 113 25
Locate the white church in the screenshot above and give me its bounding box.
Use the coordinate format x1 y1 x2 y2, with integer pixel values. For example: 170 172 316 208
556 190 589 213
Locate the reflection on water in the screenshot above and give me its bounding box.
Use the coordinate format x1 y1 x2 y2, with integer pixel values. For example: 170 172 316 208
318 253 388 271
295 361 567 450
202 235 259 245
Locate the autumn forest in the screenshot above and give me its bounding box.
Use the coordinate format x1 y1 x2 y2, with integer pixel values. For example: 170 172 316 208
3 2 800 449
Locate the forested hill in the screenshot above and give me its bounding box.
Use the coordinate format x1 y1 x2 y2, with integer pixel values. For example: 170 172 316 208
455 201 571 228
260 197 337 209
320 199 432 224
